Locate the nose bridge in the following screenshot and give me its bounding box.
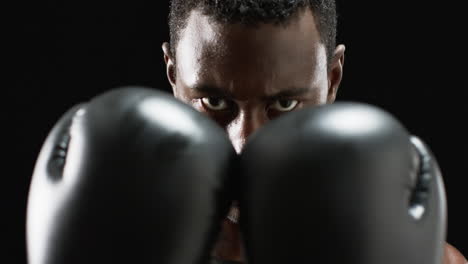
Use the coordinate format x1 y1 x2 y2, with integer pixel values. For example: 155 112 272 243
241 107 266 138
228 105 267 153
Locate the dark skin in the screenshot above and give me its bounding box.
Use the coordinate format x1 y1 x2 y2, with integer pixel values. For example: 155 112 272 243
163 7 467 264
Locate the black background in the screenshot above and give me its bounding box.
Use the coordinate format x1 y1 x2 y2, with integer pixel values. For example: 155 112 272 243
9 1 467 263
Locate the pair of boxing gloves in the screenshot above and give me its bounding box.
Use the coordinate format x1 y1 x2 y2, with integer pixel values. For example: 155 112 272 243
27 86 446 264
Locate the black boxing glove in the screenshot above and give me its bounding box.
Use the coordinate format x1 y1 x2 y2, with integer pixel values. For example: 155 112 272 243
239 102 447 264
26 87 236 264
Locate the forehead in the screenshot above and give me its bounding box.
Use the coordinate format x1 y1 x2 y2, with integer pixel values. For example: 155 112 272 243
175 8 327 97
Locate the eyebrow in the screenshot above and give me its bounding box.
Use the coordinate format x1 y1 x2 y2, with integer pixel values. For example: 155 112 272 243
191 85 310 100
191 85 234 97
262 87 311 100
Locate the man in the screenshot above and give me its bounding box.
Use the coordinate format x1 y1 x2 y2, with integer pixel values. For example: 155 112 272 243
161 0 467 263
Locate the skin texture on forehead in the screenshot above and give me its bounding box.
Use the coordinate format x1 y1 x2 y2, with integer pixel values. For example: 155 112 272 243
174 8 329 102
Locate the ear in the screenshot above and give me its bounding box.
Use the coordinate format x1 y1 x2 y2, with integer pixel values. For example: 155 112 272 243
162 42 177 94
327 44 345 103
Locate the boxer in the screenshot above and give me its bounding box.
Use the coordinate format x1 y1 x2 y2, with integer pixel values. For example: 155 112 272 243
26 0 467 263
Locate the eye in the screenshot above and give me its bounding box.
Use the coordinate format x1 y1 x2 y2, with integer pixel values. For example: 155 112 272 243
270 99 299 112
201 97 229 111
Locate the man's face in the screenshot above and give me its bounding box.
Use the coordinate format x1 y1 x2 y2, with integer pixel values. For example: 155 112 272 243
163 8 345 153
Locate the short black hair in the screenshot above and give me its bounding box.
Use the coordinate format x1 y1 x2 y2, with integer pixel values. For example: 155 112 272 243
168 0 337 64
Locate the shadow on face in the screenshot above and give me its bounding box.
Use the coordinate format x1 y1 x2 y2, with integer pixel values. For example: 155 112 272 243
163 8 344 153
